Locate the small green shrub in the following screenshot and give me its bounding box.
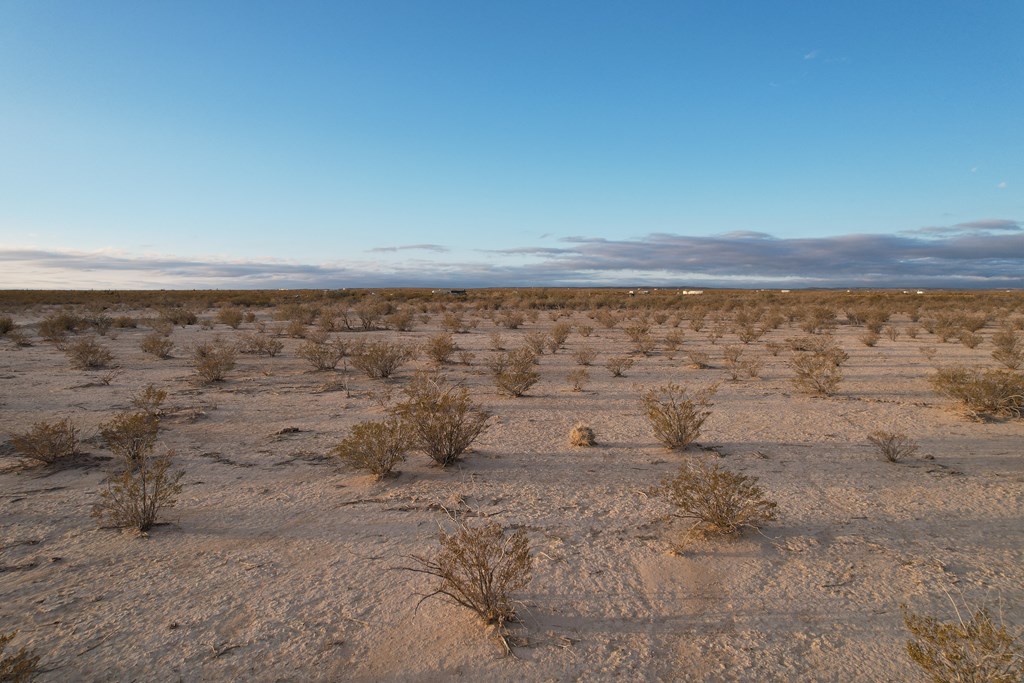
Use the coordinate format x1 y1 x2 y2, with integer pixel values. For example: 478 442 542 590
642 383 716 450
9 418 80 466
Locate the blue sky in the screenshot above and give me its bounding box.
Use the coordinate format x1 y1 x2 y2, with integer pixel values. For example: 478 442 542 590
1 1 1022 288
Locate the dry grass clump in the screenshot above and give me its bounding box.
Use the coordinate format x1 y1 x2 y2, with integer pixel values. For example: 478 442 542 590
642 383 717 450
332 416 407 479
661 459 778 537
92 447 184 532
9 418 80 467
867 431 919 463
0 630 40 682
140 332 174 359
190 339 237 383
903 603 1023 683
297 334 346 370
350 340 414 379
405 522 532 632
100 411 160 465
930 366 1024 419
569 423 596 447
65 336 113 369
605 355 634 377
489 347 540 397
393 373 491 466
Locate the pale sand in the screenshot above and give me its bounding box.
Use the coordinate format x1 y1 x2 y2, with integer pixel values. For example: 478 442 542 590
1 307 1021 681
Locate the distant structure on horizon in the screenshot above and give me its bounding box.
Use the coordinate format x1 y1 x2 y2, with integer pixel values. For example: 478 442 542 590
431 288 467 296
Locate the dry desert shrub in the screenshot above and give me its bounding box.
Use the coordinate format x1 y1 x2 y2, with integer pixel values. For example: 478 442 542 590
9 418 80 467
884 325 901 342
216 306 244 328
130 384 168 417
386 309 417 332
789 348 844 396
661 459 778 537
496 310 525 329
158 307 197 328
867 430 919 463
903 603 1023 683
298 335 346 370
38 311 84 341
0 630 40 682
488 331 505 351
350 340 414 379
576 324 593 338
642 383 717 450
663 330 684 356
991 326 1023 370
687 350 711 369
92 448 184 532
930 366 1024 419
0 315 14 335
190 339 237 383
567 368 589 392
100 411 160 465
405 522 532 631
569 423 596 447
605 355 634 377
237 331 283 357
549 322 572 350
424 332 457 365
523 331 548 356
959 331 983 349
860 331 881 347
332 416 407 479
393 373 491 466
489 347 540 397
573 345 597 366
139 333 174 361
65 336 113 369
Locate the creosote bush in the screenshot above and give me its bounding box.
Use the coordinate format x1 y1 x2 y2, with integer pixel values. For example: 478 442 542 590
65 336 113 369
569 423 596 447
190 339 237 383
0 630 40 682
100 411 160 465
605 355 635 377
350 340 414 379
405 522 532 630
661 459 778 537
489 347 540 397
9 418 80 466
332 416 407 479
140 332 174 359
92 448 184 532
903 603 1023 683
789 352 844 396
991 326 1023 370
0 316 14 335
297 334 346 370
424 332 457 365
567 368 589 392
238 332 283 357
642 383 716 450
867 431 919 463
930 366 1024 420
392 373 491 466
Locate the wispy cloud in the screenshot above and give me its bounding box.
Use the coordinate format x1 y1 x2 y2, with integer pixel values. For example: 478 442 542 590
366 244 449 253
2 220 1022 289
803 50 818 60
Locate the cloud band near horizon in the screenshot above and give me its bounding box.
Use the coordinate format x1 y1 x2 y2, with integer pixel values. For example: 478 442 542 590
2 222 1022 290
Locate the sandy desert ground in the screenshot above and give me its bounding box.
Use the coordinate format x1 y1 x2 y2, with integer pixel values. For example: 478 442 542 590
1 291 1021 681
